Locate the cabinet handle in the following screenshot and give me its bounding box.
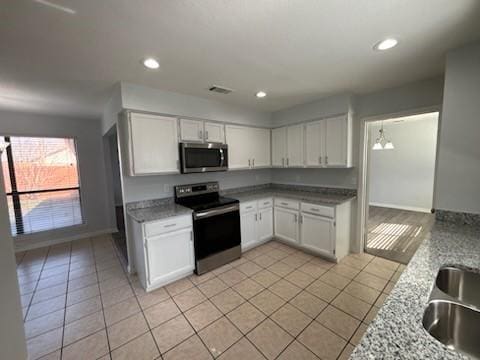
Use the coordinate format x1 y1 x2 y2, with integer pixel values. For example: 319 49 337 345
286 158 289 166
198 130 203 139
310 208 320 212
294 214 298 223
255 213 258 221
259 212 262 220
319 156 322 164
282 158 285 167
263 202 269 205
248 159 251 167
205 130 209 140
164 223 176 228
300 215 303 224
252 159 255 167
325 156 328 165
280 202 289 206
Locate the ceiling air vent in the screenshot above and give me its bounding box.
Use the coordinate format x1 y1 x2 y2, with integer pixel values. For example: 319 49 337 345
209 85 234 94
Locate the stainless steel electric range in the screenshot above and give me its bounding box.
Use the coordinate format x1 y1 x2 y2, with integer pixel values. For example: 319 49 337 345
174 182 241 275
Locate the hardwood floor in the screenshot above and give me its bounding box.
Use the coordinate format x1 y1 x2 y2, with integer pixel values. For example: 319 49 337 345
366 206 435 264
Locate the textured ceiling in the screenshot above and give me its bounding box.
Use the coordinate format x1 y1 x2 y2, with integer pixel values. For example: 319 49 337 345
1 0 480 119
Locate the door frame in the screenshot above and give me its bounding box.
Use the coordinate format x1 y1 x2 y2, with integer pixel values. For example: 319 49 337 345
356 105 442 253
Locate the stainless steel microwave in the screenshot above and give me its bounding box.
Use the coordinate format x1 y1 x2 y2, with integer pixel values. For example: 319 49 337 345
179 143 228 173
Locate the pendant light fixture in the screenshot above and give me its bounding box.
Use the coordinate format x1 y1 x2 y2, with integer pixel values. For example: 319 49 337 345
372 121 394 150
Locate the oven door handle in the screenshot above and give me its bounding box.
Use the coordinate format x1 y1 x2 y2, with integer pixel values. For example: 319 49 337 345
194 204 239 220
219 148 225 167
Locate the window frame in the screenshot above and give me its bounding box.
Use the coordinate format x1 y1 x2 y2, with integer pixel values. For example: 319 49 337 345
1 134 85 236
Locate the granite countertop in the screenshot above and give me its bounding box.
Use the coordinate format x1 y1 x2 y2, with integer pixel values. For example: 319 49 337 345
227 188 356 206
127 203 192 223
351 222 480 360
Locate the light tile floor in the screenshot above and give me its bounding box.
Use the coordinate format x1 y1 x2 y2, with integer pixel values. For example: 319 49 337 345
16 236 405 360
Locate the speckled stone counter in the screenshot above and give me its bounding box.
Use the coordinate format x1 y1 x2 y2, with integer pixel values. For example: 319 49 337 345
127 201 192 223
351 222 480 360
225 188 356 206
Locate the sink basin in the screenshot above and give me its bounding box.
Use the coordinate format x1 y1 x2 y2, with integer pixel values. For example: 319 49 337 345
436 266 480 309
423 300 480 359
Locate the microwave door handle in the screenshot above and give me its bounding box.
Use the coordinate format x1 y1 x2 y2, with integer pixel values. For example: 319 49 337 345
219 148 225 167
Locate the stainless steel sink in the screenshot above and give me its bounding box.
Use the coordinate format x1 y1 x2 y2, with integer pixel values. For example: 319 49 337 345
436 266 480 309
423 300 480 359
422 265 480 359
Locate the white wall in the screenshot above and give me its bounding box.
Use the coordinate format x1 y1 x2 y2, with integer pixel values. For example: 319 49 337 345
357 77 444 119
123 169 271 203
271 93 354 127
369 113 438 212
121 82 272 127
0 149 27 359
435 41 480 214
0 110 114 250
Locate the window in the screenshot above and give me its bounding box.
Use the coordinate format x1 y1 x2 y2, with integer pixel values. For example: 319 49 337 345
1 136 83 235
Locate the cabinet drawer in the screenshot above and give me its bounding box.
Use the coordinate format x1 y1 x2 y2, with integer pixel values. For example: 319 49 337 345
274 198 300 210
240 201 257 213
144 215 193 237
258 198 273 209
301 202 334 218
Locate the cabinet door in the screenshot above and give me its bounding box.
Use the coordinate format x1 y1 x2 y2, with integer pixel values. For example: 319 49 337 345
204 122 225 143
130 113 179 175
258 207 273 241
180 119 204 142
241 211 257 249
274 207 299 244
300 213 334 255
305 121 325 167
251 127 271 168
272 127 287 167
287 124 304 167
225 125 251 169
145 228 194 286
325 116 347 167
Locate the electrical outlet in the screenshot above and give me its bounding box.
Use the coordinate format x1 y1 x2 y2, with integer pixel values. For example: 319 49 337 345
163 184 171 193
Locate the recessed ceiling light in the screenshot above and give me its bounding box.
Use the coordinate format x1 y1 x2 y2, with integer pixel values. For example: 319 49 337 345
143 58 160 69
374 38 398 51
256 91 267 98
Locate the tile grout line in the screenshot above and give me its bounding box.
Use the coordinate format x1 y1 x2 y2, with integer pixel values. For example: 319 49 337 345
59 241 73 359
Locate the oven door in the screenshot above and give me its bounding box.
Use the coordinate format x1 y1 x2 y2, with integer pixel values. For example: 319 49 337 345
193 204 240 265
180 143 228 173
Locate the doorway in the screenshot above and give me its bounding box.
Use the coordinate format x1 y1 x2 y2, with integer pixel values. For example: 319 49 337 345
103 126 127 263
362 111 439 264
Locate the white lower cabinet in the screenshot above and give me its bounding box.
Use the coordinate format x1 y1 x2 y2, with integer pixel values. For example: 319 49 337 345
240 199 274 250
274 207 299 244
300 213 334 256
241 210 258 249
271 199 351 261
129 214 195 292
257 207 273 241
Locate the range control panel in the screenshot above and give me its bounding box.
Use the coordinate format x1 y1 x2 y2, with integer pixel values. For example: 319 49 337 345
175 182 219 198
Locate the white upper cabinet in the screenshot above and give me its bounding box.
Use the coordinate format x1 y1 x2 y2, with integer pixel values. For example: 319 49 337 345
305 121 325 167
225 125 251 169
180 119 225 143
303 114 352 168
251 127 271 168
272 127 287 167
127 112 179 175
226 125 271 169
286 124 304 167
179 119 204 142
204 122 225 143
324 115 351 167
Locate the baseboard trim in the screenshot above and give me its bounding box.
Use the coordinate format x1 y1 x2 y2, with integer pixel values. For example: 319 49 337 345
369 202 431 214
15 228 118 252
